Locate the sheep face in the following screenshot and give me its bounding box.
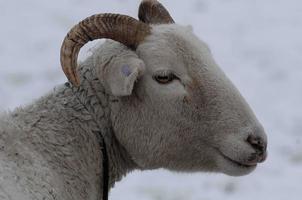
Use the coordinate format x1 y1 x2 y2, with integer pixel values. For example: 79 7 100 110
111 24 267 176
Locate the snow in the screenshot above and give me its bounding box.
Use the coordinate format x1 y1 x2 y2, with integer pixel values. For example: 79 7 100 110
0 0 301 199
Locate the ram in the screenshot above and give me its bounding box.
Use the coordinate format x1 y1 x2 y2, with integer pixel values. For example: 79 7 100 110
0 0 267 199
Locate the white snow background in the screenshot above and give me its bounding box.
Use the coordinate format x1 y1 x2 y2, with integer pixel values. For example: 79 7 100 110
0 0 301 199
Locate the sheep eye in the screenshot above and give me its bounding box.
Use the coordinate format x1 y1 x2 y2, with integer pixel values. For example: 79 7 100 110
153 73 176 84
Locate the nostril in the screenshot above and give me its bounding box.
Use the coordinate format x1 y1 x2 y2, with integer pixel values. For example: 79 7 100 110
247 135 266 152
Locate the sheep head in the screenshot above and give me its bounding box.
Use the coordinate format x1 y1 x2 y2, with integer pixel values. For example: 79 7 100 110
60 0 267 176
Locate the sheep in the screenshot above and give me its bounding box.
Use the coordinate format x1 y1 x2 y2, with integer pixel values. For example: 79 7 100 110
0 0 268 199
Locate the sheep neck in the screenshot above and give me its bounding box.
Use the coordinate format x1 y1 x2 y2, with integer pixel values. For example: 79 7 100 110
71 64 138 195
6 64 135 199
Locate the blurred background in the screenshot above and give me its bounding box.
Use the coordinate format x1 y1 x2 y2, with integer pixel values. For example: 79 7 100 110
0 0 301 199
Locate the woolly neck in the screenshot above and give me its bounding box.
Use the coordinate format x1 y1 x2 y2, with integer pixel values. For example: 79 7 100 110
69 60 138 196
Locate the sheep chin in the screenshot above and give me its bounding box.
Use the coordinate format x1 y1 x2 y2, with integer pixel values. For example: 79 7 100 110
215 151 257 176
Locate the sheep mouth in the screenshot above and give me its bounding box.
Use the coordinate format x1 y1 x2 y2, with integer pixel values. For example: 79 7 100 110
219 152 257 168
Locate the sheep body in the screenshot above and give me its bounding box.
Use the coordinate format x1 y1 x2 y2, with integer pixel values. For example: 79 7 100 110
0 87 102 200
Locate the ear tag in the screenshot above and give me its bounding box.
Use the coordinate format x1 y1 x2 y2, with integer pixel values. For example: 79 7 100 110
122 65 132 77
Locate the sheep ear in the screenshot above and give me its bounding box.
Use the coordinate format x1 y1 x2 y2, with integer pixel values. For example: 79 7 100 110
102 57 145 96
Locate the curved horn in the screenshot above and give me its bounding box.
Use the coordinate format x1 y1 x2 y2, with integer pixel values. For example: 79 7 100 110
60 13 151 86
138 0 175 24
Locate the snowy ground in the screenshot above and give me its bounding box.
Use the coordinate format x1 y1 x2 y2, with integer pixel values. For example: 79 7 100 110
0 0 301 199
